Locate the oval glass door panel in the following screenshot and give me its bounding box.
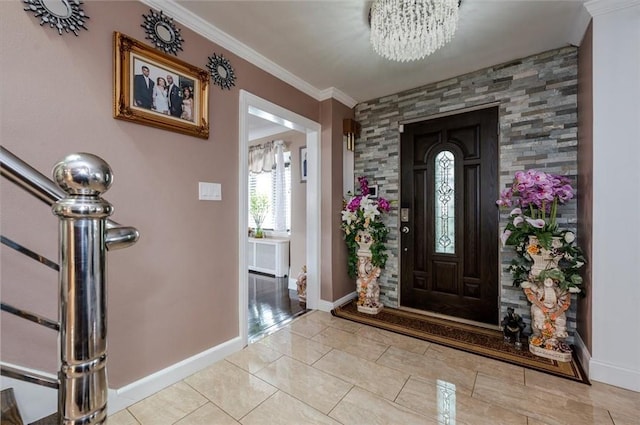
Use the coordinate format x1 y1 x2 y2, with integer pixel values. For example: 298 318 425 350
434 150 455 254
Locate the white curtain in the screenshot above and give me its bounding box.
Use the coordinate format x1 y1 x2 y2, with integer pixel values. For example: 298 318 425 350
248 139 288 232
274 140 286 232
248 141 275 173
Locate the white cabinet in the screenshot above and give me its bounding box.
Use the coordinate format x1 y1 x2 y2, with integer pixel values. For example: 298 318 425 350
247 237 290 277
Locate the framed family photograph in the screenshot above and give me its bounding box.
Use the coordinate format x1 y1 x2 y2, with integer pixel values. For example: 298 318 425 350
113 32 210 139
299 146 308 183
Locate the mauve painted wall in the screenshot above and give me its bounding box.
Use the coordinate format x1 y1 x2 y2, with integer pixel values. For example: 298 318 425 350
0 1 323 387
577 22 593 354
319 99 354 302
329 100 355 301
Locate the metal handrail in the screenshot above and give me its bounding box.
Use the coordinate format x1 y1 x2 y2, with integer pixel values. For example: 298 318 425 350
1 235 60 271
0 146 139 250
0 146 65 206
0 364 59 389
0 303 60 331
1 148 140 424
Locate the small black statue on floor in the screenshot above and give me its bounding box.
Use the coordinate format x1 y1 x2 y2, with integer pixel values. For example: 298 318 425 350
502 307 526 349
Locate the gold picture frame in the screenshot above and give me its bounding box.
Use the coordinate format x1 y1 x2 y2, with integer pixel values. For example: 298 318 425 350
113 32 209 139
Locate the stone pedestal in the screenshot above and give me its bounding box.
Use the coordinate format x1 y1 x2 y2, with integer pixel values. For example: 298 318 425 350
523 234 572 362
523 280 573 362
355 231 383 314
528 341 572 362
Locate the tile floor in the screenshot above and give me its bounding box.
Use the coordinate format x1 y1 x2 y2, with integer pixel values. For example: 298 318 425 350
109 310 640 425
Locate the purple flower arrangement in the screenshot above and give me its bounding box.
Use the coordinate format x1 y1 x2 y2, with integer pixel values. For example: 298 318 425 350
341 177 391 278
344 177 391 213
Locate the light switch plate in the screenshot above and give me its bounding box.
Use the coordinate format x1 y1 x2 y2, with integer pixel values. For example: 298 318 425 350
199 182 221 201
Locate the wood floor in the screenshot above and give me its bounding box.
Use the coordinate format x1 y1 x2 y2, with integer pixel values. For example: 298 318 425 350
248 272 306 342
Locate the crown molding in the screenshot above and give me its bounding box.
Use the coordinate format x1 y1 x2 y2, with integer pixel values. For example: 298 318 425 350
139 0 357 108
567 3 592 46
585 0 640 16
318 87 358 109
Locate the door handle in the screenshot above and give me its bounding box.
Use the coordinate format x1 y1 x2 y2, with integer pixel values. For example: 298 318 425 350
402 226 410 234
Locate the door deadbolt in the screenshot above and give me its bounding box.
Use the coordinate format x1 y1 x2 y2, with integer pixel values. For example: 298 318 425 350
400 208 410 222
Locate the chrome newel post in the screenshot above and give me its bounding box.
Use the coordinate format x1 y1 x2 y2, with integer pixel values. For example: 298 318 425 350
52 154 114 425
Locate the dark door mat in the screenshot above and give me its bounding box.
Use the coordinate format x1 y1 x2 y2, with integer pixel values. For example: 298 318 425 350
332 300 589 384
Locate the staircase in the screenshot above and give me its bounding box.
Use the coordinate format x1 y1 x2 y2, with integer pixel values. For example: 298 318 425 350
0 147 139 424
2 388 23 425
1 388 59 425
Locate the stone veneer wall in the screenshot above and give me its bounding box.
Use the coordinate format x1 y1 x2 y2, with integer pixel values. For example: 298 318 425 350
354 47 579 339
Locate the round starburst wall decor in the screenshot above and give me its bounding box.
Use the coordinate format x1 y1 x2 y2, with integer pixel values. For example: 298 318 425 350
141 9 184 56
23 0 89 36
207 53 236 90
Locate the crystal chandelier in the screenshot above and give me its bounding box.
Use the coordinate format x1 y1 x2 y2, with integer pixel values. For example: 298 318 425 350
370 0 460 62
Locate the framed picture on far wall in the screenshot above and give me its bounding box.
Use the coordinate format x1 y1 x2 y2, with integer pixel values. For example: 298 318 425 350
300 146 308 182
113 32 210 139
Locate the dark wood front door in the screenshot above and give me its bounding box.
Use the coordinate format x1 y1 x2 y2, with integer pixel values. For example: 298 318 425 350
400 107 499 325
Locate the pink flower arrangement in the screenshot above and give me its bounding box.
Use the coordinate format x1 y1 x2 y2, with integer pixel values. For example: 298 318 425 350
497 169 585 290
497 170 574 227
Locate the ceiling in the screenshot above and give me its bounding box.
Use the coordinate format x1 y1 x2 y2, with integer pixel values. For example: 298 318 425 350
153 0 591 107
248 112 295 141
153 0 589 138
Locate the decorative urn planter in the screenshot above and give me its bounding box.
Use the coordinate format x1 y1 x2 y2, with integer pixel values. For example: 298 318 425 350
497 169 585 363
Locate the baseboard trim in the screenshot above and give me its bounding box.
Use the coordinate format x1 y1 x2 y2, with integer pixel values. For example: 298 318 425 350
108 336 244 414
573 332 591 377
317 291 357 312
589 357 640 392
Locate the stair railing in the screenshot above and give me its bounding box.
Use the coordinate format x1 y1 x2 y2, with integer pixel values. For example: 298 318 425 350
1 146 139 424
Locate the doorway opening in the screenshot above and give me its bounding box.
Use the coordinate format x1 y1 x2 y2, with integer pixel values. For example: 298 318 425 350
238 90 321 345
247 272 306 343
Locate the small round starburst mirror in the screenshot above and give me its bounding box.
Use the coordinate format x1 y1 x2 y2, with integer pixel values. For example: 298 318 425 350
207 53 236 90
141 9 184 56
23 0 89 36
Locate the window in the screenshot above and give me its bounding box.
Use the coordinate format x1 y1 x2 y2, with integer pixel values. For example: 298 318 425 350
249 151 291 231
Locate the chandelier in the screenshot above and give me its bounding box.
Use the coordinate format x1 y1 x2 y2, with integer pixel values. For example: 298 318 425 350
370 0 460 62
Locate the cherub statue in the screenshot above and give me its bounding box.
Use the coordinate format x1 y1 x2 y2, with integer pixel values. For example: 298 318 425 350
502 307 526 348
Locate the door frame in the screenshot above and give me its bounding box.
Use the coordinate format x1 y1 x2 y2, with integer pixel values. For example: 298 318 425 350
397 102 501 325
238 90 322 346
